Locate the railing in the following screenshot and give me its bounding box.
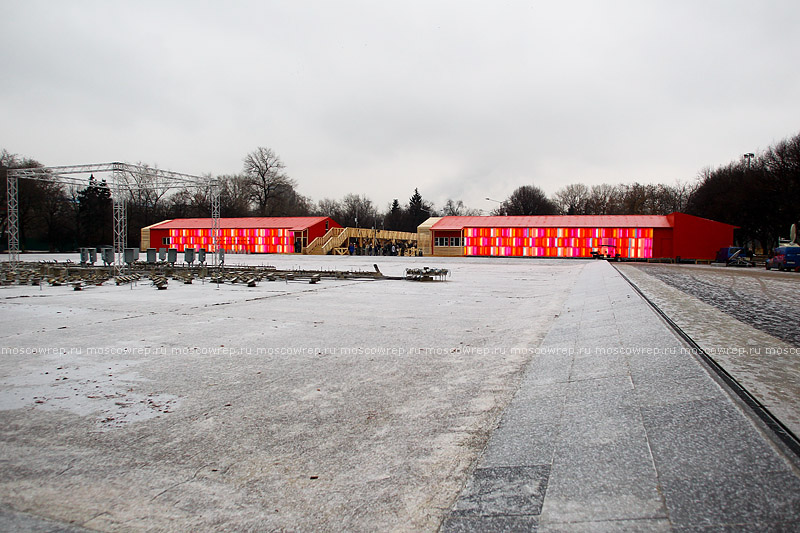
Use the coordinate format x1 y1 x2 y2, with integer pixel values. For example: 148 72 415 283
305 227 418 255
304 227 345 255
322 227 351 254
304 236 322 254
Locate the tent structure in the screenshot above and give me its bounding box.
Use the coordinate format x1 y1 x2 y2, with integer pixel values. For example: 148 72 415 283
142 217 340 254
418 213 736 260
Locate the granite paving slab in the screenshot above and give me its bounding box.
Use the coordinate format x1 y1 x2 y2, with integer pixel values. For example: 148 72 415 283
0 505 90 533
442 260 800 531
617 263 800 438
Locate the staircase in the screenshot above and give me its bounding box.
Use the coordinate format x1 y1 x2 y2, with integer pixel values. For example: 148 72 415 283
304 227 419 255
304 227 345 255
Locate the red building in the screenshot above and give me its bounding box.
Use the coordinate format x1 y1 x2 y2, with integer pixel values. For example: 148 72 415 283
418 212 735 260
141 217 340 254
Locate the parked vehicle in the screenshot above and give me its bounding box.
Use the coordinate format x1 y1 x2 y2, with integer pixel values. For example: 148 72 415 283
716 247 743 263
765 246 800 272
715 246 753 267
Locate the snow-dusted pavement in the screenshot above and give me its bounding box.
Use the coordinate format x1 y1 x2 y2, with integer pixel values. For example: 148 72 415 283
1 254 799 531
444 261 800 531
0 254 577 531
618 264 800 438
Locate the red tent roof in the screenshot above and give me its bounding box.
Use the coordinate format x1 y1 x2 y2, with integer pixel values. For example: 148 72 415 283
148 217 334 231
431 215 673 230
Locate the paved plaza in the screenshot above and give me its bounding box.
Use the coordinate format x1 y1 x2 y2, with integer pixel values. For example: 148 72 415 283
619 264 800 439
1 255 798 531
443 261 800 531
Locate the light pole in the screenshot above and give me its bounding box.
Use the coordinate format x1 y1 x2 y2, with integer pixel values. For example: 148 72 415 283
743 152 755 169
417 207 430 225
485 197 503 215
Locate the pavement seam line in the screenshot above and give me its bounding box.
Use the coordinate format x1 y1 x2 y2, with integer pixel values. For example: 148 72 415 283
613 264 800 460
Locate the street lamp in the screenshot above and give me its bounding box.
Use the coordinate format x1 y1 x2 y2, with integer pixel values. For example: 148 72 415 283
485 197 504 215
743 153 755 169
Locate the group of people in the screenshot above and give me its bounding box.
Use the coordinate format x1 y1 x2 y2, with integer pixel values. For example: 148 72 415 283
347 240 418 256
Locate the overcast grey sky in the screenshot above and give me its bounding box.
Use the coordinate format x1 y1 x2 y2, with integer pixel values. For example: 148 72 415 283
2 1 799 211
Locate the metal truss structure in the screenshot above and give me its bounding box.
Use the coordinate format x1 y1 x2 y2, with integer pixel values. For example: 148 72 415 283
211 187 221 262
5 162 221 272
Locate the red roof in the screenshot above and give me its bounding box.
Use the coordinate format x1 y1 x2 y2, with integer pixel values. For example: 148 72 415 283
149 217 334 231
431 215 673 230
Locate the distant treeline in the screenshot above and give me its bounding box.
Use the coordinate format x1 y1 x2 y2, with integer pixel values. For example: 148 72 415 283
2 132 798 252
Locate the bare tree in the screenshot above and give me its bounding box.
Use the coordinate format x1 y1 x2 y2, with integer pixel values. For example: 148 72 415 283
619 183 652 214
441 199 481 216
270 188 313 216
340 194 379 228
168 180 215 218
166 188 199 219
668 180 697 213
585 184 623 215
121 163 173 246
314 198 344 221
685 132 800 251
169 174 253 218
553 183 590 214
501 185 558 215
0 149 61 249
311 195 378 227
123 163 171 214
243 147 295 215
220 174 253 217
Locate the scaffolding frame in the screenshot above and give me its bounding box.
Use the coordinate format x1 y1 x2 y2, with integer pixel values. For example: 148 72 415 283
5 162 221 273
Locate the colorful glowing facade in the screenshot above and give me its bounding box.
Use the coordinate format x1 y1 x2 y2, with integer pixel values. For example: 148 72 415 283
164 227 295 253
141 217 340 254
463 227 653 258
421 213 736 260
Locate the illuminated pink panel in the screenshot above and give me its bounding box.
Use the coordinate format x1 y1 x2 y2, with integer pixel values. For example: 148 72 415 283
167 227 295 253
461 227 654 258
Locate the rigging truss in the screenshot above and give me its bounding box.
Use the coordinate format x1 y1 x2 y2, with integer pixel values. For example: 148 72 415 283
5 162 221 271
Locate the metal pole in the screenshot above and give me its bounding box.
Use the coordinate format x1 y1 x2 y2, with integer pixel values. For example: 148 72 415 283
6 171 19 267
112 163 127 275
211 180 220 267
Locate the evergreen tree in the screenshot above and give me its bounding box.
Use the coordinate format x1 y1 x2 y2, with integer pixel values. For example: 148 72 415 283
77 175 112 246
406 188 432 231
383 199 404 231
